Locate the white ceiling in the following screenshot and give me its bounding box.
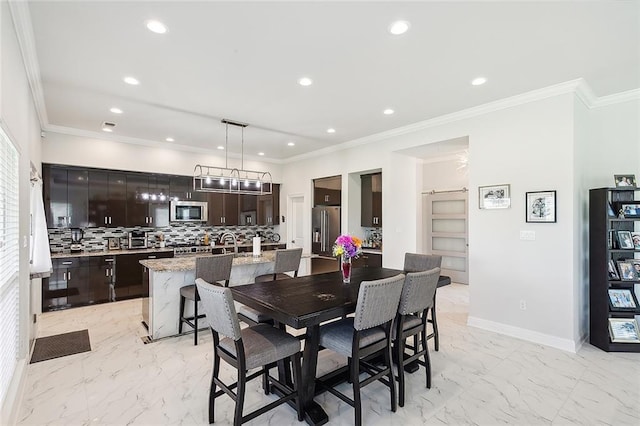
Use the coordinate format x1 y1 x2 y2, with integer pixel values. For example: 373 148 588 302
21 1 639 162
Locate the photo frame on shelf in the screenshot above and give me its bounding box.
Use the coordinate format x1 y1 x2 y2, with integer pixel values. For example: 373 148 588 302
608 318 640 343
607 202 616 217
525 190 556 223
617 261 638 281
632 233 640 250
617 231 635 249
608 288 638 310
614 174 636 188
632 260 640 278
478 184 511 209
608 259 620 280
615 201 640 218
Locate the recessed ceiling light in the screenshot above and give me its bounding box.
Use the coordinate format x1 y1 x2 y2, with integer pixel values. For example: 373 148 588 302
123 76 140 85
383 109 394 115
389 20 410 35
102 127 113 133
327 128 336 134
165 137 174 142
101 121 115 132
258 152 265 156
146 20 167 34
298 77 313 86
287 142 295 146
110 107 123 114
217 146 225 150
471 77 487 86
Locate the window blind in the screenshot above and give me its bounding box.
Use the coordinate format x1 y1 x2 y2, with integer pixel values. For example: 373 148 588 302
0 127 20 407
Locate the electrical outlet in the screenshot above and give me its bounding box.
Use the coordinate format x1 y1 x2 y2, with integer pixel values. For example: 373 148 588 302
520 230 536 241
519 300 527 310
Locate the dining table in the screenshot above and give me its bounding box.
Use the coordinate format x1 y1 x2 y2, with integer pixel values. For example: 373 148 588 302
231 267 451 425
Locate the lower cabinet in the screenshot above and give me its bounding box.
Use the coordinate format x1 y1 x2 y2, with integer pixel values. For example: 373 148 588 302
114 251 173 301
353 252 382 269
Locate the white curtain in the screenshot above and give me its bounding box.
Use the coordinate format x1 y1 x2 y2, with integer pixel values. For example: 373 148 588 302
30 180 51 274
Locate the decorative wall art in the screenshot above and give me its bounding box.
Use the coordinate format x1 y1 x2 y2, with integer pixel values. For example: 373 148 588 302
525 190 556 223
478 184 511 209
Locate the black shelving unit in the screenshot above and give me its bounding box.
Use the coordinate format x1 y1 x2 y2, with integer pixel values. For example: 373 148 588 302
589 187 640 352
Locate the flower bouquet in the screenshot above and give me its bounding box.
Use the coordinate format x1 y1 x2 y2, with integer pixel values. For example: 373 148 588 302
333 234 362 283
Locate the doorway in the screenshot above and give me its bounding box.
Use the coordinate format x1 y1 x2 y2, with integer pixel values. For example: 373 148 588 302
423 191 469 284
287 194 305 249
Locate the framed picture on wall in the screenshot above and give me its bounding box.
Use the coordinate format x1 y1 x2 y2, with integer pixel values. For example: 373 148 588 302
525 190 556 223
614 174 636 187
478 184 511 209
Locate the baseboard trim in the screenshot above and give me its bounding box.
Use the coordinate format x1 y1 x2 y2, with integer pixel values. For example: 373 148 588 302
467 316 578 353
1 357 28 425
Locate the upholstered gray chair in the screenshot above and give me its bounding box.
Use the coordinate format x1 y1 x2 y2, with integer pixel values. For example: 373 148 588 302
179 253 234 345
394 268 440 407
238 248 303 325
195 278 303 426
403 253 443 350
317 274 404 426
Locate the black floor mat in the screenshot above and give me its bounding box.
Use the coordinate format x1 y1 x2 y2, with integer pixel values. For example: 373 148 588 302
30 329 91 363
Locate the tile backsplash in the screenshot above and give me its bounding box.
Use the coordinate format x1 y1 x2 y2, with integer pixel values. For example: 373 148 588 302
48 223 278 253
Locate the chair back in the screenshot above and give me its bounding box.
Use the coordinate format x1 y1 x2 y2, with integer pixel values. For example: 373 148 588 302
353 274 404 331
274 248 303 276
196 253 234 286
398 268 440 315
403 253 442 273
195 278 242 341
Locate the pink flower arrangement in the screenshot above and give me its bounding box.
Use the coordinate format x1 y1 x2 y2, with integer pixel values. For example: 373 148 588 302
332 234 362 259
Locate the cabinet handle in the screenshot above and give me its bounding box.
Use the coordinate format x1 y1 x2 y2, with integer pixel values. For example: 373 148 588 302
105 258 114 262
149 216 153 224
109 217 112 225
325 195 329 202
106 269 109 277
104 217 108 225
148 256 156 259
145 217 148 224
62 261 73 265
67 217 71 225
67 271 71 280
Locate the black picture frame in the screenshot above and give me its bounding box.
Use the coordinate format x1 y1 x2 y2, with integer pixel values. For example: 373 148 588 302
525 190 556 223
617 260 638 281
632 233 640 250
608 288 639 311
617 231 635 249
615 201 640 218
614 174 636 188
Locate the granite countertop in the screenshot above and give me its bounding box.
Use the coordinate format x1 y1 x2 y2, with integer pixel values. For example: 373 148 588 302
140 251 278 272
212 242 284 248
51 247 175 259
362 248 382 254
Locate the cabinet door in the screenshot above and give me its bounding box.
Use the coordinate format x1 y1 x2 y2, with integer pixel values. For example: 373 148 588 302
223 193 239 226
207 192 225 226
371 173 382 227
108 173 127 227
89 171 110 227
67 169 89 228
149 175 170 227
361 174 374 227
126 174 149 227
66 264 89 307
43 165 69 228
42 266 67 311
170 176 199 201
239 194 257 225
258 183 280 225
88 257 113 304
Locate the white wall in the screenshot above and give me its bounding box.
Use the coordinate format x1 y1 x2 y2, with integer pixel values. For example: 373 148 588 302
0 1 43 422
422 156 468 192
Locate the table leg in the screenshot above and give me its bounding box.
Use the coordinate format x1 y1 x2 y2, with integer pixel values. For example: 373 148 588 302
275 322 293 387
301 324 329 425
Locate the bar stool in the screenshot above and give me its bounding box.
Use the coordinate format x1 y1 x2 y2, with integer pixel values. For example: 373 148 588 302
394 268 440 407
403 253 442 350
238 248 303 326
178 253 234 345
195 278 303 425
316 274 404 426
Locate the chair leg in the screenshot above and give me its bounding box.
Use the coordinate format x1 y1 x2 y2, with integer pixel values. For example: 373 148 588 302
234 369 246 426
262 364 270 395
178 295 186 334
210 351 221 424
396 336 406 407
351 355 362 426
385 338 397 413
422 327 432 389
194 299 198 346
431 303 439 351
346 358 352 383
292 352 303 422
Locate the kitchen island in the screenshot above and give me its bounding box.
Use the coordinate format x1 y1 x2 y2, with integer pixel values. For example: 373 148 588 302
140 252 280 340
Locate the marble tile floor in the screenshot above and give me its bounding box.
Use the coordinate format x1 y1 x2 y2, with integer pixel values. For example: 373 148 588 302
16 284 640 425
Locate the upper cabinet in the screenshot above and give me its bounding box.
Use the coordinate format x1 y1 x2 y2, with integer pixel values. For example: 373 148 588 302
43 165 89 228
125 173 170 227
88 170 126 227
207 193 239 226
361 173 382 227
170 175 204 201
258 184 280 225
314 176 342 206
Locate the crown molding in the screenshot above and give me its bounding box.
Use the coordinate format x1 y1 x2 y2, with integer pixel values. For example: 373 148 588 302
592 88 640 108
284 79 586 164
43 124 284 164
8 0 48 127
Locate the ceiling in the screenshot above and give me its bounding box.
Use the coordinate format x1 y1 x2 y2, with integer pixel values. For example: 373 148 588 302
20 1 639 162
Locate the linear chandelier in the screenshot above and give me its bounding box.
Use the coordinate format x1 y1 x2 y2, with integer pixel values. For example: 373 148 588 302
193 119 272 195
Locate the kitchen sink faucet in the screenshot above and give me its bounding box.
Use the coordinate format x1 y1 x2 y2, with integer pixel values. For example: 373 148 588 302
220 231 238 254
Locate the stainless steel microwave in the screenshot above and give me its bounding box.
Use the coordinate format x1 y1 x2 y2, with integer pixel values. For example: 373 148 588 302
170 201 208 222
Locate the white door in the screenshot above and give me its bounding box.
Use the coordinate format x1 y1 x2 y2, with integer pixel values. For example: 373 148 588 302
287 195 308 275
423 191 468 284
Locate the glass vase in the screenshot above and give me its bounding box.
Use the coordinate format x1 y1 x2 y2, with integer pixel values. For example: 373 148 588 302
341 256 352 283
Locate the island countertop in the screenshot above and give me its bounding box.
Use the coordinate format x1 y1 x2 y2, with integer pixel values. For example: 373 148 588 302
140 251 277 272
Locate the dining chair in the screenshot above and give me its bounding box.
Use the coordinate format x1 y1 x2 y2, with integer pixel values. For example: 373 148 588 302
403 253 443 351
316 274 404 426
195 278 303 426
394 268 440 407
178 253 234 345
238 248 303 326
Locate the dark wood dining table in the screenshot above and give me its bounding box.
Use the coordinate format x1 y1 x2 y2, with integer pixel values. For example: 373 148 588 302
231 267 450 425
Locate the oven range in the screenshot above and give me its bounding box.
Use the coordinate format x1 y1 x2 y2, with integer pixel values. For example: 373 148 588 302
172 245 213 256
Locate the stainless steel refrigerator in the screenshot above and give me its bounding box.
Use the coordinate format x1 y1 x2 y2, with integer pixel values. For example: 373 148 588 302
312 206 341 257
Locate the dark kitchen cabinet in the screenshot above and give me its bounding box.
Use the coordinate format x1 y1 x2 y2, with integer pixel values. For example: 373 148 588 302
115 251 173 300
314 176 342 206
258 183 280 225
207 193 239 226
42 257 87 311
90 256 114 304
43 165 89 228
239 193 258 225
170 175 203 201
352 252 382 269
361 173 382 227
149 175 170 227
126 174 170 227
88 170 126 227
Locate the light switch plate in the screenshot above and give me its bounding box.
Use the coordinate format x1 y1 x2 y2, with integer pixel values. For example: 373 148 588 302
520 230 536 241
